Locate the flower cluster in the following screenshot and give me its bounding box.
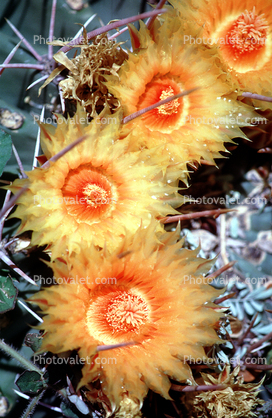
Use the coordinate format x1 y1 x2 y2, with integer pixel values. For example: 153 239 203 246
8 1 270 416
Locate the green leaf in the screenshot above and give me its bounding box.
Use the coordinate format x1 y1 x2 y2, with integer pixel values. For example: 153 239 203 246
236 301 244 321
244 301 255 316
60 401 80 418
228 301 237 317
15 370 48 395
255 288 272 300
239 288 249 298
228 249 266 279
24 333 43 352
250 300 263 313
250 208 272 232
0 344 35 412
252 323 272 335
0 130 12 176
0 276 18 314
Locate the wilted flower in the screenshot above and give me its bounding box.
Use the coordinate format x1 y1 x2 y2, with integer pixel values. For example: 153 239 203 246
184 365 265 418
40 32 127 117
60 33 127 117
114 396 142 418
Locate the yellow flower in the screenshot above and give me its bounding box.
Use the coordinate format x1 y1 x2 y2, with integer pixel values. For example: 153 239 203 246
30 223 223 412
9 107 184 260
106 14 257 168
170 0 272 110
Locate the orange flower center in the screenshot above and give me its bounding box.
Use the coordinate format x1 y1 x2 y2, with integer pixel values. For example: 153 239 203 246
137 77 185 133
217 8 269 72
86 289 151 344
62 165 117 224
228 9 268 57
82 184 109 207
157 87 180 116
106 292 149 333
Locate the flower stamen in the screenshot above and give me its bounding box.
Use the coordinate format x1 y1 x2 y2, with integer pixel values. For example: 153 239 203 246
106 292 150 333
158 87 180 115
228 8 268 58
136 78 186 132
83 184 110 207
214 6 271 72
